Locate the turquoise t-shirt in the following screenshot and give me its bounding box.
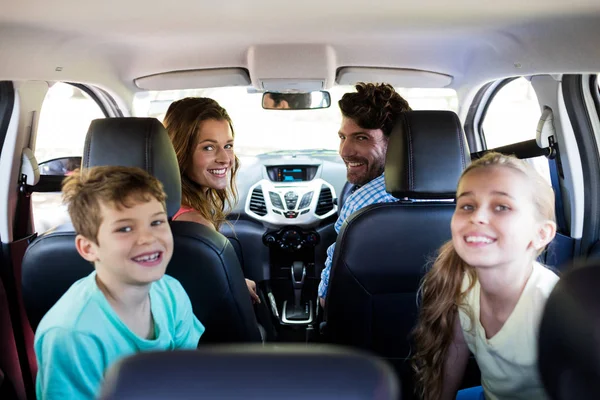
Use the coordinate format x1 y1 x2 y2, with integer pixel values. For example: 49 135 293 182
34 272 205 400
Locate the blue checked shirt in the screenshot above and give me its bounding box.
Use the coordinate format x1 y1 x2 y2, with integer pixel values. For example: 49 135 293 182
318 174 398 299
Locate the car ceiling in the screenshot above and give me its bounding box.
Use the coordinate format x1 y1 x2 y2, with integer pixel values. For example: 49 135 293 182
2 0 600 100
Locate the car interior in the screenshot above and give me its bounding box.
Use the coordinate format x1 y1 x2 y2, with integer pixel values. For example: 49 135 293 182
1 0 600 399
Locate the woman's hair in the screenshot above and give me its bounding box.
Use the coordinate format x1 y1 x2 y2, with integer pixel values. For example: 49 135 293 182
411 152 555 400
163 97 240 230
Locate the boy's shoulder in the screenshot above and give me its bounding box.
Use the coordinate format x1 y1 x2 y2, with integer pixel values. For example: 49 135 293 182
150 274 188 305
35 272 106 339
152 274 185 294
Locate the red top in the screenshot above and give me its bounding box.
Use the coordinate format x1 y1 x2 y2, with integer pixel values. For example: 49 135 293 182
172 205 195 220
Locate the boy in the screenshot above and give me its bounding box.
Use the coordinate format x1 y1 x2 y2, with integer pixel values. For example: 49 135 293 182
34 166 205 400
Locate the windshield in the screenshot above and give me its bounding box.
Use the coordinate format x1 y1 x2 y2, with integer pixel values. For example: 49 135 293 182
133 86 458 157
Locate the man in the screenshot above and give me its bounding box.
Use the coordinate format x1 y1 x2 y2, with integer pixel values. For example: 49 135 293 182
263 92 311 109
318 82 412 307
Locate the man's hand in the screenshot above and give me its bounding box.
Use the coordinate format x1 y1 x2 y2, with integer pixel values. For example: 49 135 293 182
319 297 325 308
245 279 261 304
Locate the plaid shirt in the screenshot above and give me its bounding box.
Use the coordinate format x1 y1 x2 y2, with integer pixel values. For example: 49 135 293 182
318 174 398 298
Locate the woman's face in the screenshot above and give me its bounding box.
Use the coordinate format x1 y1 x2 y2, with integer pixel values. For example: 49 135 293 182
187 118 234 191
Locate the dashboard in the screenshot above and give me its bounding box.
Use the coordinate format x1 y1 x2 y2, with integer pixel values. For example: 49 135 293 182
234 151 348 228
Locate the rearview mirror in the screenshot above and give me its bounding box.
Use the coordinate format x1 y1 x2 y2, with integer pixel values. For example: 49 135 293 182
262 91 331 110
38 156 81 176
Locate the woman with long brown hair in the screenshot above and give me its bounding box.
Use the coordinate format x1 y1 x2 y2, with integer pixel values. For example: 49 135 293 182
164 97 259 304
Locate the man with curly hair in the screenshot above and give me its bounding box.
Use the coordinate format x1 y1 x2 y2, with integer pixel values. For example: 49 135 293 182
318 82 412 306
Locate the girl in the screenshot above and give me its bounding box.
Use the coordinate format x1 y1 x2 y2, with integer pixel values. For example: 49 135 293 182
412 152 559 400
164 97 259 304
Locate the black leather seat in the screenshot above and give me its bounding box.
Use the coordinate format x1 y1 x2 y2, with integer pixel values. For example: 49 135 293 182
539 258 600 399
22 117 261 342
322 111 469 392
337 181 354 212
98 344 400 400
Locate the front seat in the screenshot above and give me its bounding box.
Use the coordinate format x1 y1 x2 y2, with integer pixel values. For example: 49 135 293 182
322 111 469 391
22 117 261 343
99 344 400 400
538 258 600 399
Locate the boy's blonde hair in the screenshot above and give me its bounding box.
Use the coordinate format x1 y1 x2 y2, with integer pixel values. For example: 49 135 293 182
411 152 556 400
62 166 167 244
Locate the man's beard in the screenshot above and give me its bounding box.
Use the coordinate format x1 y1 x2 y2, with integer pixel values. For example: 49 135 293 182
346 160 385 185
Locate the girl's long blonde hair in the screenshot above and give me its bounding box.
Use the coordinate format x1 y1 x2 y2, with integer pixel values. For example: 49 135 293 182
411 152 556 400
164 97 240 230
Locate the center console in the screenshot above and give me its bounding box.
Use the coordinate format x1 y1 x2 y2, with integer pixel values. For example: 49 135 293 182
245 163 337 341
262 226 321 331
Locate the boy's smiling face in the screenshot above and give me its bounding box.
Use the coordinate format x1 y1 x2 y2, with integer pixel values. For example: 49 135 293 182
76 197 173 286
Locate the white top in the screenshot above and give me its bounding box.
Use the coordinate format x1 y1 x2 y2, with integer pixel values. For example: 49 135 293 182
458 262 559 400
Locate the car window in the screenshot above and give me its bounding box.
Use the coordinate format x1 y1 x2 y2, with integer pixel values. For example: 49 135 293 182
482 77 541 148
34 83 105 162
32 83 105 232
481 77 550 183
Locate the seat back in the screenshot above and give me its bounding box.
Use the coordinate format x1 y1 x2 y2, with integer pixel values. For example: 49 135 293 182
22 118 261 342
539 258 600 399
99 344 400 400
324 111 468 388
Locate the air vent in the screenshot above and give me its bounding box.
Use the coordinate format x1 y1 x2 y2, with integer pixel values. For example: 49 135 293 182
315 185 334 216
249 187 267 216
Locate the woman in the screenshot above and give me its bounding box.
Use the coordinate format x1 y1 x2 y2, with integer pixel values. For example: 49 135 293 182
163 97 259 304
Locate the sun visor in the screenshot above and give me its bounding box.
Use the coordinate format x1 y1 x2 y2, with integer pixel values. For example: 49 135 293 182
336 67 453 88
247 44 337 92
134 68 251 90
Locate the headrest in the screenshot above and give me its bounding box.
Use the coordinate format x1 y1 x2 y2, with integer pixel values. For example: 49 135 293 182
539 259 600 399
99 345 399 400
82 118 181 218
385 110 469 199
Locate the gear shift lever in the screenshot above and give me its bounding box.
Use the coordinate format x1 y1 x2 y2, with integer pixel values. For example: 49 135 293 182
291 261 305 307
281 261 313 324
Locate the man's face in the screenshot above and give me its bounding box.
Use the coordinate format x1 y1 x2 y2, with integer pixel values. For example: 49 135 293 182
75 197 174 287
263 94 289 109
338 116 388 185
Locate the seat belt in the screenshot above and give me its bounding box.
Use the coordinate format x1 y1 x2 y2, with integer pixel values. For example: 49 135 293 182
548 136 567 234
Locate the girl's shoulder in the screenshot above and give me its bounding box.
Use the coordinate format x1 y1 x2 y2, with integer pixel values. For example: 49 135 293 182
530 261 560 298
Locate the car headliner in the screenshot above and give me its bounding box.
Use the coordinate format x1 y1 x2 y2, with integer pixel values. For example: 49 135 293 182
2 0 600 101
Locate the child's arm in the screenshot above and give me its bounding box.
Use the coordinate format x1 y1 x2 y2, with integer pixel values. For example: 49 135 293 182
440 312 471 400
36 328 105 400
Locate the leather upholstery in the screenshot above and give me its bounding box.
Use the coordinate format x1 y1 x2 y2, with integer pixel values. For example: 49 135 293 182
539 259 600 399
99 345 400 400
323 110 468 394
83 118 181 217
385 110 469 199
337 181 354 212
22 117 261 342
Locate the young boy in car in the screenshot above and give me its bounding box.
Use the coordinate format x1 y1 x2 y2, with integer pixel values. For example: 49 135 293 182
34 166 205 400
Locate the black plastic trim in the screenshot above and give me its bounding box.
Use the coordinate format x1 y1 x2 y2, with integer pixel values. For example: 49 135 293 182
0 82 15 158
463 81 494 152
467 77 518 151
470 139 551 160
67 82 110 117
